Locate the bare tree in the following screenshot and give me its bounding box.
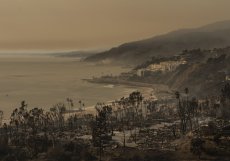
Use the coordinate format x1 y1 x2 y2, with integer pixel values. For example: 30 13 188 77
92 103 112 161
0 110 3 126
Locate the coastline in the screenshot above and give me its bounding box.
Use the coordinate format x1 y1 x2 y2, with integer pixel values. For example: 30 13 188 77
68 78 173 117
83 78 172 97
64 86 155 117
83 78 158 88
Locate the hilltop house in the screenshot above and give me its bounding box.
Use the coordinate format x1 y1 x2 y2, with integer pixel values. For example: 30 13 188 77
136 60 187 77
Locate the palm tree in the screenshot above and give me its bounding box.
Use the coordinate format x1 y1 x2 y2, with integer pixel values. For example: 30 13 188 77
79 100 82 111
20 100 28 111
66 98 74 118
82 103 85 111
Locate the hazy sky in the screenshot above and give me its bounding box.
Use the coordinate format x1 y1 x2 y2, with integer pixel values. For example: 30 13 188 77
1 0 230 51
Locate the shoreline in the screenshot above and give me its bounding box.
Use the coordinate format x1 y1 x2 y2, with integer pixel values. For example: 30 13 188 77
83 78 172 96
68 78 172 117
83 78 158 88
1 81 155 124
64 86 155 117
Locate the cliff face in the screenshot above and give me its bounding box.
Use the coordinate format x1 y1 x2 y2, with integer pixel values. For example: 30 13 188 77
171 56 229 96
85 20 230 65
132 47 230 96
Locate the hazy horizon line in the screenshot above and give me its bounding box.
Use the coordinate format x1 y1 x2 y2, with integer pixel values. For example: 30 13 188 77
1 18 230 54
0 48 107 54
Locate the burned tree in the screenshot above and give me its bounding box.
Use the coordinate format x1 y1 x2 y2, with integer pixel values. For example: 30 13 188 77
92 103 112 161
190 137 205 159
0 110 3 127
175 89 198 135
220 83 230 119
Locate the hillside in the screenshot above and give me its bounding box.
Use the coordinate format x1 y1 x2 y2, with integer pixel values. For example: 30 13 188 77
131 47 230 96
51 50 97 58
85 20 230 65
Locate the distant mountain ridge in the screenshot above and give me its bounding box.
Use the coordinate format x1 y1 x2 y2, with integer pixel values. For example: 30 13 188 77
52 50 98 58
84 20 230 65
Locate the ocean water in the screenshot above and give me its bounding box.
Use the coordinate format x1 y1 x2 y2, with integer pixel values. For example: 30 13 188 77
0 54 148 119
